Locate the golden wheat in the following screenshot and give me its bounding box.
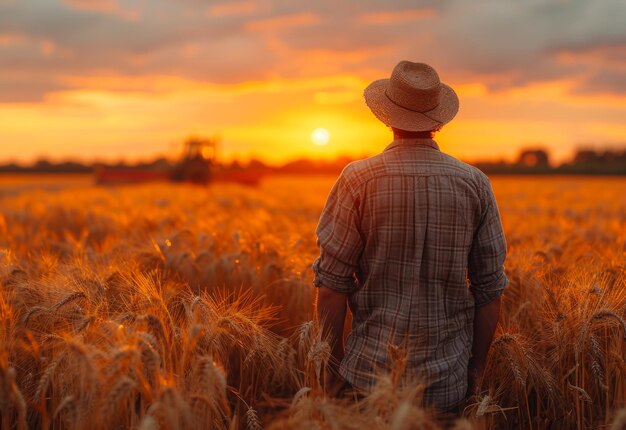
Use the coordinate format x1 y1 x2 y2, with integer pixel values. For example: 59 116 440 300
0 175 623 429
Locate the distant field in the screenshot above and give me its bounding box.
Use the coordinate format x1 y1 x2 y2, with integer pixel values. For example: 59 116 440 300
0 174 93 196
0 175 624 429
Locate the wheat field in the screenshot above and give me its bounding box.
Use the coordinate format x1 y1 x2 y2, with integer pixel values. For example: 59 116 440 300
0 175 625 429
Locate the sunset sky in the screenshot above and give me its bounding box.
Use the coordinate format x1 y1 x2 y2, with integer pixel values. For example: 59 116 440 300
1 0 625 165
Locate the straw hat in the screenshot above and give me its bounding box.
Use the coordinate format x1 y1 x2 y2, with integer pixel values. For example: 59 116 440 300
364 61 459 132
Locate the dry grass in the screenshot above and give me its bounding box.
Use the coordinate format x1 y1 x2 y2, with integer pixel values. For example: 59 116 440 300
0 175 624 429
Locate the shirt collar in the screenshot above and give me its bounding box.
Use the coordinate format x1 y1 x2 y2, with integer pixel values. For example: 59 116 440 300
384 138 440 152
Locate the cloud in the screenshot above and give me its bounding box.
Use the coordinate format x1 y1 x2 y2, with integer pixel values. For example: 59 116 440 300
576 68 626 95
62 0 140 21
245 12 320 33
358 8 436 25
555 43 626 69
1 0 626 104
551 42 626 94
0 32 25 45
430 0 626 93
0 75 68 102
208 1 258 18
63 0 119 13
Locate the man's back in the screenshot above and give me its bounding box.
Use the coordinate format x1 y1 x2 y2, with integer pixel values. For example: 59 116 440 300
313 137 507 410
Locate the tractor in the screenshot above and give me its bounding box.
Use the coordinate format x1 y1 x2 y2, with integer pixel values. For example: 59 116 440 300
171 137 216 184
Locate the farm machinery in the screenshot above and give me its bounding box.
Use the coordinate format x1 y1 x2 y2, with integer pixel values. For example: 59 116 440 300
95 137 261 186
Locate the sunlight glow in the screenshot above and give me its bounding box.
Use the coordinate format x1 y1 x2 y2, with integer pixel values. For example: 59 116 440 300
311 128 330 146
1 74 625 164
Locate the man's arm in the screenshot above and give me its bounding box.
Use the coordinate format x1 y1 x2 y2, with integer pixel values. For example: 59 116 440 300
316 286 348 394
467 296 501 396
467 175 508 396
312 171 363 395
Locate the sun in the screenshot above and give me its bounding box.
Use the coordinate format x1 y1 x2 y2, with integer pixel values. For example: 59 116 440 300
311 128 330 146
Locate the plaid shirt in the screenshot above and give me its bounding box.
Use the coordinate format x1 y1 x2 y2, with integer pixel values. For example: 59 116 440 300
312 138 508 410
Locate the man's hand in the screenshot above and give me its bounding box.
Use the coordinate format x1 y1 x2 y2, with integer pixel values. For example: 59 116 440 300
325 371 347 398
316 286 348 396
467 296 501 398
466 362 484 398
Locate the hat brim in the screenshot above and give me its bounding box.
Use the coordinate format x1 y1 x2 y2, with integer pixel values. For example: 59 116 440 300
363 79 459 132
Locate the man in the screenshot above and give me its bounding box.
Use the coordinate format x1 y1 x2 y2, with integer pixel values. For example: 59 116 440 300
312 61 507 412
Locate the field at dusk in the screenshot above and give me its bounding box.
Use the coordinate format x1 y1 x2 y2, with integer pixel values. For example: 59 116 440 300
2 1 626 429
0 175 625 429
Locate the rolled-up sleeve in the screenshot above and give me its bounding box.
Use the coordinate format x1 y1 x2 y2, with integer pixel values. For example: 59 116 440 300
468 176 508 306
312 174 363 294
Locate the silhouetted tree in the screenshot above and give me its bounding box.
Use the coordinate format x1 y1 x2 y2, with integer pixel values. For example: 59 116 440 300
517 149 550 168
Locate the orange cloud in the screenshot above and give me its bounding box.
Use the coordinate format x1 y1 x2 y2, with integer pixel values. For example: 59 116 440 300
358 8 436 25
55 73 366 102
64 0 117 12
62 0 140 21
39 40 55 56
208 1 258 18
0 32 25 46
555 44 626 69
245 12 320 33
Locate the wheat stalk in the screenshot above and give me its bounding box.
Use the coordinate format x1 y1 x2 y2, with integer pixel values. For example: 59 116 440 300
246 406 263 430
51 291 87 311
54 395 78 428
611 408 626 430
102 377 136 423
